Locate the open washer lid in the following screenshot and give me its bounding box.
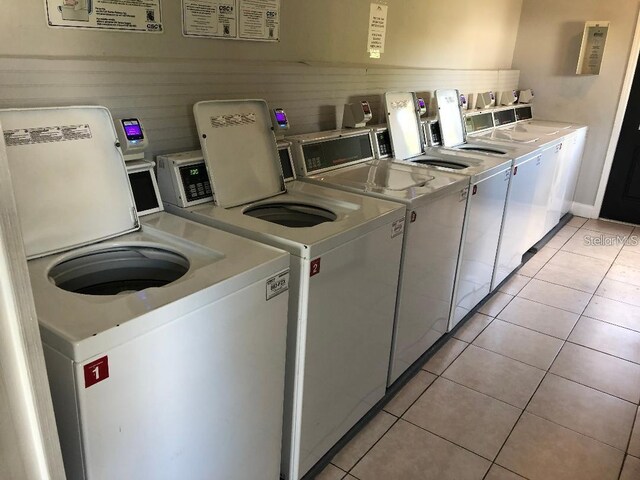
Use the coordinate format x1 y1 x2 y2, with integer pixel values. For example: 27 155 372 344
194 100 285 208
435 89 467 147
1 106 139 260
384 91 424 160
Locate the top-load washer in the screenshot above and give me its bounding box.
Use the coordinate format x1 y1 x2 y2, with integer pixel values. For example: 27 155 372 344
1 106 291 480
287 127 469 385
381 91 514 331
157 99 405 480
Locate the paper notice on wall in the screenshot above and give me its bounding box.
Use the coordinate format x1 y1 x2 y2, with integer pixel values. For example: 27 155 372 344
182 0 237 37
367 3 387 56
238 0 280 41
45 0 163 33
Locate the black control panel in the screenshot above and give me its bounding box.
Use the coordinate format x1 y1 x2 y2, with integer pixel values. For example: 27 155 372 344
129 171 159 213
493 109 516 127
515 106 533 121
429 122 442 145
465 112 494 133
279 147 294 180
302 134 373 173
376 130 392 157
179 163 212 202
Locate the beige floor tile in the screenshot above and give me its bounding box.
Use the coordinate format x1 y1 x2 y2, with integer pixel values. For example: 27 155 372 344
628 408 640 458
496 413 624 480
567 216 588 228
545 234 572 249
561 229 623 261
535 250 611 293
620 455 640 480
332 411 396 472
549 343 640 403
484 465 527 480
583 296 640 332
473 320 563 370
453 313 493 343
518 256 547 277
384 371 436 417
498 296 579 339
350 419 490 480
442 345 545 408
616 249 640 269
499 274 531 296
526 374 636 450
533 245 559 263
622 229 640 255
403 377 521 461
568 317 640 364
583 219 635 236
596 278 640 307
343 476 358 480
422 338 468 375
607 263 640 287
518 278 591 314
316 463 346 480
478 292 514 317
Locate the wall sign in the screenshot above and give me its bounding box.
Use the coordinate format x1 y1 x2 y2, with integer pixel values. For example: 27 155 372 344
577 21 610 75
45 0 163 33
367 3 388 59
182 0 280 41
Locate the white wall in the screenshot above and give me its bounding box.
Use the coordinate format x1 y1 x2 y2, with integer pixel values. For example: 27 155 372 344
512 0 640 208
0 0 522 69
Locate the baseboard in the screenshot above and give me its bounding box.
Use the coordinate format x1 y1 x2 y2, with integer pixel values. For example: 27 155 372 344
570 202 598 218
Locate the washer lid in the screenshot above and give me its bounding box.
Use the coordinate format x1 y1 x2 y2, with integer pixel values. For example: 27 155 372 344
435 89 467 147
194 100 285 208
1 106 139 260
384 92 423 160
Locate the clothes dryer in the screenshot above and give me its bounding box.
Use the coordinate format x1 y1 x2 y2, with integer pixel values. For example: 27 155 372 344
158 99 405 480
1 106 290 480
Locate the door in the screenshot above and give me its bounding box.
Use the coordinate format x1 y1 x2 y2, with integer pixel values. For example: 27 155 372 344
601 55 640 223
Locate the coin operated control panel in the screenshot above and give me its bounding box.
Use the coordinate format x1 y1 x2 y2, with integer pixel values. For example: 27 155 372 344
156 151 214 208
498 90 518 106
416 97 427 117
518 89 535 104
115 118 149 161
459 94 469 111
343 101 373 128
271 108 290 140
475 92 496 109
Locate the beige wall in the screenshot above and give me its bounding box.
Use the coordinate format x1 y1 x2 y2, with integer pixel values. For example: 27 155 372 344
0 0 522 69
512 0 640 208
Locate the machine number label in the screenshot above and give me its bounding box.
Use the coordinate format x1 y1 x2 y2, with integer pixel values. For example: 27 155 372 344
410 211 417 223
266 270 289 300
4 124 92 147
84 356 109 388
310 258 321 277
392 218 405 237
472 185 478 196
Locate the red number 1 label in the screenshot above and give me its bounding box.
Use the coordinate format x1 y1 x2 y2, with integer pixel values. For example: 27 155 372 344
84 356 109 388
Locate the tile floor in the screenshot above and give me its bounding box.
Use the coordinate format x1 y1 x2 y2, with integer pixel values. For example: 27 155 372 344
316 217 640 480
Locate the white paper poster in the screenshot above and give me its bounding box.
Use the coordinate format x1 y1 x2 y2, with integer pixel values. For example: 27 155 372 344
183 0 237 38
367 3 388 56
238 0 280 41
45 0 163 32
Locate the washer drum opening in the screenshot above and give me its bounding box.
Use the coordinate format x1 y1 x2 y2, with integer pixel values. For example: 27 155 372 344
244 202 337 228
457 146 506 155
49 246 190 296
412 159 468 170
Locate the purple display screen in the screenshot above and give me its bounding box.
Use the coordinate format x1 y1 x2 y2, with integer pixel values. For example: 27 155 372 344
122 119 144 141
274 110 288 127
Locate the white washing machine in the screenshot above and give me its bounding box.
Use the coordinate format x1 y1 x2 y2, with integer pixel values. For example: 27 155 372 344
0 106 291 480
287 127 469 386
377 95 514 331
156 99 406 480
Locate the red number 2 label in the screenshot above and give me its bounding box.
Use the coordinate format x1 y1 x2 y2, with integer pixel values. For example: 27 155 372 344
310 258 321 277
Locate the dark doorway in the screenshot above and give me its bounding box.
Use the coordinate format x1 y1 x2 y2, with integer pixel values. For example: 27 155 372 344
601 54 640 224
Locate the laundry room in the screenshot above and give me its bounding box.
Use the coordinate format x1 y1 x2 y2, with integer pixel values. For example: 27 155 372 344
1 1 640 479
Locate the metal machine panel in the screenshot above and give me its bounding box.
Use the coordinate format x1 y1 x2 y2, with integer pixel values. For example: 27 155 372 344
435 89 467 147
0 106 138 259
193 99 285 208
384 91 423 160
449 167 511 329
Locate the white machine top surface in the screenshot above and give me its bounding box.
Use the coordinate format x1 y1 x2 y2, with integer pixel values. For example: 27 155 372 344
1 106 138 259
169 181 405 257
400 151 512 180
193 99 285 208
384 91 423 160
472 128 542 144
306 159 469 206
435 89 467 147
30 212 289 360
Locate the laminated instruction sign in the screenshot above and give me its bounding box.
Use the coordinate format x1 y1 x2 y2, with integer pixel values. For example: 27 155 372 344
182 0 280 41
367 3 388 58
45 0 163 33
